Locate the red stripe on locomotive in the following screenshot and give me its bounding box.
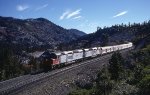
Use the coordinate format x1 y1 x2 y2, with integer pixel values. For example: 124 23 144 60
51 59 59 65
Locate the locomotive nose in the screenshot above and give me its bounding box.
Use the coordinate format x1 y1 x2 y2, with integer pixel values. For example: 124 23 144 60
51 58 59 65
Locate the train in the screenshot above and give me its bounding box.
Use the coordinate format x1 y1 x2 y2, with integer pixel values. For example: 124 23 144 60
42 42 133 70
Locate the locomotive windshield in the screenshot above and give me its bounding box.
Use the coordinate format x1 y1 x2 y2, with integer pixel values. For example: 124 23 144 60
49 53 57 59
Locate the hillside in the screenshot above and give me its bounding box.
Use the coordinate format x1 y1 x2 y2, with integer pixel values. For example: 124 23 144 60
60 21 150 50
68 29 86 36
0 16 85 52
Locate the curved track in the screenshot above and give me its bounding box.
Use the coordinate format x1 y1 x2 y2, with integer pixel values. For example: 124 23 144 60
0 49 130 95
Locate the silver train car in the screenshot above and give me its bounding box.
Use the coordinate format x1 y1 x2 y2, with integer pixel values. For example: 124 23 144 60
43 42 133 69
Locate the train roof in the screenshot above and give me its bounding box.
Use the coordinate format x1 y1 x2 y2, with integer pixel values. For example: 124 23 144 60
92 47 97 50
73 49 83 53
84 49 89 51
97 47 101 49
62 51 73 54
54 52 62 55
101 46 113 49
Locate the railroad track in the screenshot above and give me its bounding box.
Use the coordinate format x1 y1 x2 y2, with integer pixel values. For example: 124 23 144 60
0 49 130 95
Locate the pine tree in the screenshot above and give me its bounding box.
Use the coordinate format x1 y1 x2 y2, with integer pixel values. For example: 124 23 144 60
96 66 114 95
108 52 124 81
0 45 24 81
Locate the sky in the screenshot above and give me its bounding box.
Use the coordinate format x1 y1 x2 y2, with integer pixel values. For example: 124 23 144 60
0 0 150 33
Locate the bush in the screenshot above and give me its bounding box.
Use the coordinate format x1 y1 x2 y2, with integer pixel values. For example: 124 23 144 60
138 75 150 95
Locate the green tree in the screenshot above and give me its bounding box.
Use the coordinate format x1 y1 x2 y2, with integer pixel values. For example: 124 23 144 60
108 52 124 81
137 65 150 95
138 75 150 95
101 33 109 46
96 67 114 95
0 47 23 81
